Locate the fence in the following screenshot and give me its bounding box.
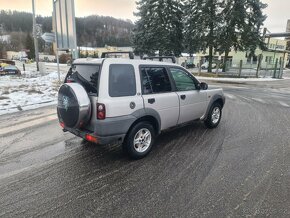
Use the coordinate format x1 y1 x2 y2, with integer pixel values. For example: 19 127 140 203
216 58 285 78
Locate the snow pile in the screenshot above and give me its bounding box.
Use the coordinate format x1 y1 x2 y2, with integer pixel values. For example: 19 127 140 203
0 71 65 115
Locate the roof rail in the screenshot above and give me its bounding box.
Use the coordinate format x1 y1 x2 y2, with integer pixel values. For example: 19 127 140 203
101 51 134 59
143 56 176 64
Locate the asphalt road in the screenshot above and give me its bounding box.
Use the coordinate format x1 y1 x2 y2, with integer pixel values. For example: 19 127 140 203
0 79 290 217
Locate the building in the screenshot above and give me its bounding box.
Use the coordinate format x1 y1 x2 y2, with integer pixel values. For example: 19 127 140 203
230 38 288 68
191 38 288 69
78 45 133 58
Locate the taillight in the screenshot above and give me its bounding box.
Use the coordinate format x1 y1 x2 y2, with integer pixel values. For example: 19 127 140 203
60 122 65 128
97 103 106 120
85 134 98 143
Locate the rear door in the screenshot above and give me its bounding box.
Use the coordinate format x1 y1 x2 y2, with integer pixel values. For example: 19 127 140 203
140 66 179 130
68 64 101 131
169 67 207 124
102 64 144 118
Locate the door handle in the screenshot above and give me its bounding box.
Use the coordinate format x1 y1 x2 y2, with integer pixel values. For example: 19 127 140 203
148 98 155 104
180 95 186 100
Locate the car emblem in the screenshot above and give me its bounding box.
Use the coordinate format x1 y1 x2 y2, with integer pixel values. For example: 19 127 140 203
62 96 69 111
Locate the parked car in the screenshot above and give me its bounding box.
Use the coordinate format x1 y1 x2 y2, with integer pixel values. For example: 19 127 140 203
201 62 217 69
181 61 196 69
0 63 21 76
57 58 225 159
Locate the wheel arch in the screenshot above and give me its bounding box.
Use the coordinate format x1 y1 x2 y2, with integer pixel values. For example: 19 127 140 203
128 115 160 137
213 98 225 108
202 94 225 121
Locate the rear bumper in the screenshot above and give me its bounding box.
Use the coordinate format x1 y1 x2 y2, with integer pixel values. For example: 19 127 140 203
63 126 126 145
60 115 136 145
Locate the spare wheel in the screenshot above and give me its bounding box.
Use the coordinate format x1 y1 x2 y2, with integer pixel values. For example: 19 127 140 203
57 83 91 128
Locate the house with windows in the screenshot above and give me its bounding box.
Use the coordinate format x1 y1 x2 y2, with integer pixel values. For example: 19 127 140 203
191 38 288 69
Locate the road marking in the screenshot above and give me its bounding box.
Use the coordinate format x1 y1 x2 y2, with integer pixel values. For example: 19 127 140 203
251 98 266 104
0 114 57 136
224 93 236 99
238 96 253 102
278 101 290 107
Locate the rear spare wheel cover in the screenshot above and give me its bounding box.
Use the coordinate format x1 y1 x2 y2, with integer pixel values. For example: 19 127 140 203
57 83 91 128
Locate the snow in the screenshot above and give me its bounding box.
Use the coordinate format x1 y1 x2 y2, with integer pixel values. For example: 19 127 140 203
0 71 66 115
44 63 68 67
195 76 290 82
0 35 10 43
79 46 97 51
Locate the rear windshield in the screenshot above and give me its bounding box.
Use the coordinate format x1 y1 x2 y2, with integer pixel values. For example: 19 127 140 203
66 64 100 94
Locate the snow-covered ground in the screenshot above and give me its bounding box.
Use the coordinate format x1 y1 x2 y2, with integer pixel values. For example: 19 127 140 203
0 61 289 116
0 65 67 115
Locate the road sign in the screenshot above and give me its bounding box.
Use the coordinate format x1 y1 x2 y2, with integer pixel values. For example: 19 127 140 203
35 24 43 38
53 0 77 56
41 32 55 43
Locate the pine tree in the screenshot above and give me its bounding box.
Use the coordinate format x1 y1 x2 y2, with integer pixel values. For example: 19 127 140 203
25 33 35 60
133 0 184 57
217 0 267 71
184 0 222 72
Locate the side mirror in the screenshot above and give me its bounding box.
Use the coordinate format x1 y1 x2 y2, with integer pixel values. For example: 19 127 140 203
200 82 208 90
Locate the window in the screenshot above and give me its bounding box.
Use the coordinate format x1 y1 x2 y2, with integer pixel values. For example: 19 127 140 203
69 64 100 94
265 56 272 64
109 64 136 97
247 54 258 64
141 67 172 94
169 68 196 91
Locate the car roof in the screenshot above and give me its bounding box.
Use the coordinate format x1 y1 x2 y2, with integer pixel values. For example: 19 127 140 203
73 58 179 67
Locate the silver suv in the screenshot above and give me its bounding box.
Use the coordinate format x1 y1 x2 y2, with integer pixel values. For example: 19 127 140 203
57 58 225 159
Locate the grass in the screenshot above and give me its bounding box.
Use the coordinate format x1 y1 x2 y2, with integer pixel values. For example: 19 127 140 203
0 96 10 100
1 90 10 95
27 89 44 95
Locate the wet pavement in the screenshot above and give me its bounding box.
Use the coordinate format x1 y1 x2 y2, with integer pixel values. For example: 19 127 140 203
0 78 290 217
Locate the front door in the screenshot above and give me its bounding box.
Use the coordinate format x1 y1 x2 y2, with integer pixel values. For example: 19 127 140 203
140 66 179 130
169 67 207 124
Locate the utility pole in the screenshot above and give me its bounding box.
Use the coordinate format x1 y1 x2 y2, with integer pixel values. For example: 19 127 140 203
32 0 39 71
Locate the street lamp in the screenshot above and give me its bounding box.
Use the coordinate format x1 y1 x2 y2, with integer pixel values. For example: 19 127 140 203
32 0 39 71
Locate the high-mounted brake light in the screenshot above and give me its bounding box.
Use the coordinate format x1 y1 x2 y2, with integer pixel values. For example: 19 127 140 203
97 103 106 120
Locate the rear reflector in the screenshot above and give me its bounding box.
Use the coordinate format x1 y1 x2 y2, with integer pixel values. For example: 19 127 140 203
85 134 98 143
60 122 65 128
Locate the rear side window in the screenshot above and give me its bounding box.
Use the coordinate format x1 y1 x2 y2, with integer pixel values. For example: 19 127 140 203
68 64 100 94
141 67 171 94
109 64 136 97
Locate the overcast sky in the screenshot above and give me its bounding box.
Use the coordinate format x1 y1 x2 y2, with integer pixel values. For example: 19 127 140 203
0 0 289 32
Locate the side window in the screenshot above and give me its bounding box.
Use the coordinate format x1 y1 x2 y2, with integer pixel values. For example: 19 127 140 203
109 64 136 97
141 67 172 94
170 68 196 91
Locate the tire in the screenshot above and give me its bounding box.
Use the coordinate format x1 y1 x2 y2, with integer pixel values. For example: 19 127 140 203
204 102 222 129
123 122 155 159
